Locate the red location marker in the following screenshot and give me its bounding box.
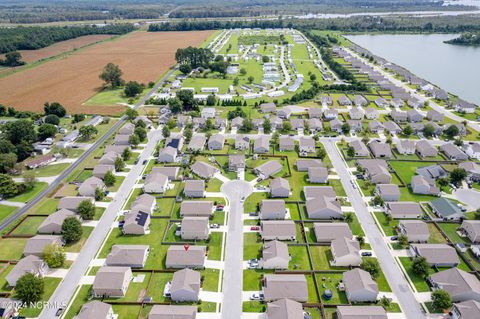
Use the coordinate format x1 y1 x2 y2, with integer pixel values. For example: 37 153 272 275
183 244 190 251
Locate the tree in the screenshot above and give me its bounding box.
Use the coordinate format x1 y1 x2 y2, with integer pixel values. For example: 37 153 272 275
135 119 146 129
282 121 292 133
0 153 17 173
385 213 393 225
77 199 95 220
124 81 144 98
168 97 182 113
167 118 176 129
15 141 33 162
241 118 253 132
184 127 193 141
360 257 380 278
122 147 132 161
128 134 140 148
0 174 18 198
239 68 247 76
162 125 171 138
438 177 449 187
206 94 216 106
44 102 66 117
379 295 391 309
233 77 239 86
179 64 192 75
344 212 353 223
0 140 15 154
347 146 356 158
95 187 105 201
61 217 82 244
411 256 430 278
309 74 317 81
38 123 57 140
450 168 467 185
103 170 116 187
44 114 60 125
227 107 246 120
247 76 254 84
263 118 272 134
341 123 350 134
4 119 37 144
114 157 125 171
262 55 270 63
423 124 435 138
398 234 409 247
15 273 44 304
22 170 36 190
134 127 147 142
444 125 459 139
79 125 98 140
72 114 86 123
125 108 138 121
43 244 66 268
176 89 197 111
317 147 326 160
356 235 365 246
0 51 25 67
372 195 384 207
402 125 413 136
99 63 123 88
431 289 452 310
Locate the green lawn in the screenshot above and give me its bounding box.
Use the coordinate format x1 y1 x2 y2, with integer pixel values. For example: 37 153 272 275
11 216 46 236
207 232 223 260
374 212 398 236
0 264 14 292
309 246 347 271
243 269 264 291
399 187 438 202
427 223 447 244
9 182 48 203
0 238 27 260
315 273 348 305
27 163 70 177
244 233 262 260
437 223 469 244
289 245 311 270
206 178 223 192
201 268 220 291
363 257 391 292
389 161 439 185
0 205 17 224
18 277 62 317
398 257 432 292
84 87 140 106
244 192 267 214
65 226 94 253
243 301 266 312
64 285 92 319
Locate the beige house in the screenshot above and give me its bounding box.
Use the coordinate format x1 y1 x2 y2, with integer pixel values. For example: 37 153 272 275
180 217 209 240
123 210 150 235
165 245 206 269
313 223 352 242
262 274 308 302
78 176 105 197
24 235 63 257
398 220 430 243
169 269 201 302
143 173 169 194
6 255 48 287
266 298 304 319
428 267 480 302
106 245 149 268
343 268 379 303
37 209 77 234
261 220 296 241
259 240 290 270
331 237 361 267
92 266 133 298
148 305 197 319
73 301 114 319
461 220 480 243
260 200 287 220
269 177 290 198
180 201 213 217
183 180 205 198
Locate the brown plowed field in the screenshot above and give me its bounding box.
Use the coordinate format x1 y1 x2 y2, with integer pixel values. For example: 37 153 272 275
0 34 114 63
0 31 213 115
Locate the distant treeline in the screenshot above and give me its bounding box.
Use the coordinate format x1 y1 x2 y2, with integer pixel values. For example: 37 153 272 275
148 15 480 33
444 32 480 46
0 24 135 54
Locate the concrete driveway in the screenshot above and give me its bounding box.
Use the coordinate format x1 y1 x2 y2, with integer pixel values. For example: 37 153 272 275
453 188 480 210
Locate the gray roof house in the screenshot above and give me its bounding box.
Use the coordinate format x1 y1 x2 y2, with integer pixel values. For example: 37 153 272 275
180 217 209 240
343 268 379 303
279 136 295 151
441 143 468 161
411 175 440 196
430 198 464 220
255 160 283 178
191 161 219 179
261 220 296 241
398 220 430 243
336 306 387 319
368 141 392 158
235 135 250 150
330 119 342 133
347 120 362 132
254 136 271 153
368 120 384 134
349 107 364 120
165 245 206 269
183 180 205 198
299 136 315 153
143 173 169 194
290 118 305 130
37 209 77 234
187 135 206 151
106 245 149 268
151 167 179 180
461 220 480 243
374 97 389 108
338 95 352 106
308 107 322 119
92 266 133 298
58 196 93 212
427 109 444 122
158 146 177 163
266 298 304 319
78 176 106 197
396 140 416 155
407 109 424 122
73 301 113 319
296 159 323 172
349 140 370 157
391 110 408 122
303 186 336 201
170 268 201 302
270 177 290 198
313 223 352 242
98 151 119 165
307 118 323 132
148 305 197 319
24 235 63 257
306 196 342 219
320 95 333 106
260 200 287 220
384 121 402 134
429 267 480 302
123 210 150 235
324 108 338 120
353 95 368 107
365 107 379 120
259 240 290 270
208 134 225 150
308 167 328 184
229 154 246 171
231 117 244 129
331 237 361 267
416 140 438 158
131 194 156 213
385 202 423 219
357 159 391 184
119 123 135 135
416 164 447 180
450 300 480 319
93 164 115 179
263 274 308 302
375 184 400 202
180 201 213 217
6 255 48 287
113 134 130 146
410 244 459 267
277 106 293 119
260 102 276 113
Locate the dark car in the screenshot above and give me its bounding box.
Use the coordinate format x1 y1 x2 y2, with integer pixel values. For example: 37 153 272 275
143 159 147 165
361 252 372 257
55 307 64 317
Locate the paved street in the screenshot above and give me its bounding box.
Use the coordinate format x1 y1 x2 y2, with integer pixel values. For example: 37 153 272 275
220 180 253 319
39 129 163 319
321 139 426 319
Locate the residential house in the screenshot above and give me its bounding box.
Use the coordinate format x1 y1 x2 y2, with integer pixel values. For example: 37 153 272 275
183 180 205 198
296 159 323 172
365 107 379 120
229 154 246 171
260 200 287 220
408 98 423 109
6 255 48 287
259 240 290 270
368 141 392 158
428 267 480 302
151 167 179 181
254 136 271 153
462 220 480 243
92 266 133 298
191 161 219 179
308 108 322 119
260 102 276 113
277 106 293 119
396 140 416 155
118 123 135 135
299 137 315 153
25 155 56 169
307 118 323 133
106 245 149 268
201 107 216 119
180 201 213 218
441 143 468 161
158 146 177 163
235 135 250 150
187 135 206 152
148 305 197 319
450 300 480 319
165 245 206 269
320 95 333 106
24 235 63 257
368 120 384 134
375 184 400 202
455 100 476 114
176 116 192 127
464 143 480 160
262 274 308 302
113 134 130 146
349 108 364 120
416 140 438 158
266 299 304 319
180 217 209 240
411 175 440 196
255 160 283 178
134 116 153 128
347 120 363 133
231 117 244 129
357 159 391 184
391 110 408 123
338 95 352 106
214 117 227 129
374 97 389 108
290 118 304 131
73 301 114 319
331 237 361 267
385 202 423 219
336 306 387 319
330 119 343 133
270 178 290 198
165 137 184 151
123 210 150 235
261 220 296 241
313 223 352 242
37 209 77 234
354 95 368 107
143 173 169 194
398 220 430 243
410 244 459 267
279 136 295 151
99 152 119 165
349 140 369 157
343 268 379 303
131 194 156 213
93 164 115 179
303 186 336 201
252 118 265 130
308 167 328 184
430 198 464 220
169 269 201 302
306 196 342 219
427 109 444 122
384 121 402 134
390 98 404 108
323 109 338 120
208 134 225 150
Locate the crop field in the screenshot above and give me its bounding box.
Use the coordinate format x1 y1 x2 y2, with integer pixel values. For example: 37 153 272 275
0 30 213 115
0 34 114 65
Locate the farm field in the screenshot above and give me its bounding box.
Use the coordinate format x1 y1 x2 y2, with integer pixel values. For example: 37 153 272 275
0 30 213 115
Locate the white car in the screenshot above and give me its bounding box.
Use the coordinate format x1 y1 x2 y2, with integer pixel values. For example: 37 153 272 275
250 293 264 300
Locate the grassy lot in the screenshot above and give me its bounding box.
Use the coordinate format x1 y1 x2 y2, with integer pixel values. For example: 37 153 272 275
206 178 223 192
315 273 348 305
107 175 125 192
9 182 48 203
399 257 432 292
156 198 175 216
357 180 375 196
11 216 46 236
84 87 139 106
243 301 265 312
0 264 14 293
0 238 27 260
363 257 391 292
207 232 223 260
201 268 220 291
244 233 262 260
349 214 365 236
18 277 62 317
31 198 59 215
399 187 438 202
374 212 398 236
327 179 346 197
289 245 311 270
437 223 469 244
28 163 70 177
427 223 447 244
0 205 17 224
65 226 94 252
389 161 439 185
309 246 348 271
243 269 265 291
64 285 92 319
244 192 267 213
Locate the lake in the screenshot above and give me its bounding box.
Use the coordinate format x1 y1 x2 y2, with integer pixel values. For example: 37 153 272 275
346 33 480 105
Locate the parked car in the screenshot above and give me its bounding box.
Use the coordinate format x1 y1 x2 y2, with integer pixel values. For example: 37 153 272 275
210 224 220 229
250 226 260 231
142 159 147 165
55 307 64 317
361 252 372 257
390 236 398 241
250 293 264 300
249 212 259 216
134 158 139 164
